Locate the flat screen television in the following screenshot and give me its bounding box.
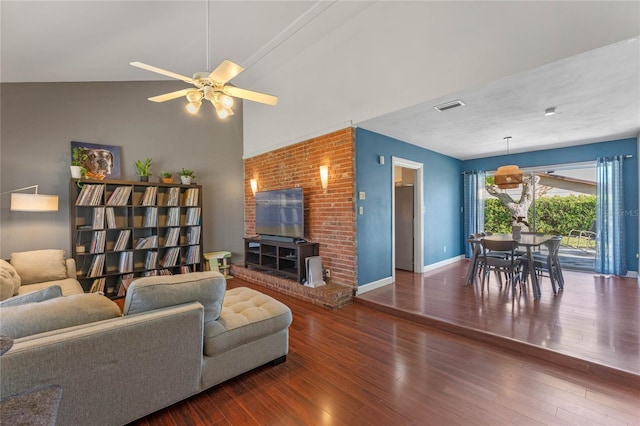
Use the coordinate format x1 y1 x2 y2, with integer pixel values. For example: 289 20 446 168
255 188 304 240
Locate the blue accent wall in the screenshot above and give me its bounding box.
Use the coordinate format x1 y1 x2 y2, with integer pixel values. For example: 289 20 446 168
463 138 639 272
355 128 463 286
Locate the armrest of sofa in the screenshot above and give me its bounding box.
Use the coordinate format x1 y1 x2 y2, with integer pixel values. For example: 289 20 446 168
0 302 204 426
65 258 77 279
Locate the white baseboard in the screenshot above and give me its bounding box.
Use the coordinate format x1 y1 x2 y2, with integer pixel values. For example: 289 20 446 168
355 276 393 295
422 255 465 272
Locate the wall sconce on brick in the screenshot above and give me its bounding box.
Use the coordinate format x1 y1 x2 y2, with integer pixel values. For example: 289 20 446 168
250 179 258 195
319 165 329 190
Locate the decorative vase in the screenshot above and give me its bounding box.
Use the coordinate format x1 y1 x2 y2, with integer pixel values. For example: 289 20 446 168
180 176 192 185
140 176 149 182
70 165 83 179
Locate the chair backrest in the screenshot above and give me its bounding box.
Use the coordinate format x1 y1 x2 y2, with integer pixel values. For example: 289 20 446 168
481 238 518 253
544 236 562 257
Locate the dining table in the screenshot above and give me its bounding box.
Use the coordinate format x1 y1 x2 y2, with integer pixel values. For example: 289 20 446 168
466 233 557 299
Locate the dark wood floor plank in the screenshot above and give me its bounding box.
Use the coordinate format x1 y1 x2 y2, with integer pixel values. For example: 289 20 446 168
357 263 640 380
130 275 639 426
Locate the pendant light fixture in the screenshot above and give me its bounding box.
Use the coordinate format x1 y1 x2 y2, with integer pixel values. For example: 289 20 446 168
494 137 523 189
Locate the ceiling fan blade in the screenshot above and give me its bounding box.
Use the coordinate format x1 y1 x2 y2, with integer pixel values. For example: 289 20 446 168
130 62 195 84
224 86 278 106
209 60 244 84
148 88 192 103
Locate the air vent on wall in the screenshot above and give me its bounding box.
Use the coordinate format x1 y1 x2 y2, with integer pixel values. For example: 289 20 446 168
434 99 465 112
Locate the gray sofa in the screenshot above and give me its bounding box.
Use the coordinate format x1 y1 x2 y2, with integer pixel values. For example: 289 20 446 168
0 271 292 425
1 249 84 300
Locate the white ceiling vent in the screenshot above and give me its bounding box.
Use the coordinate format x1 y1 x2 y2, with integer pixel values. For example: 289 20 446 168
434 99 466 112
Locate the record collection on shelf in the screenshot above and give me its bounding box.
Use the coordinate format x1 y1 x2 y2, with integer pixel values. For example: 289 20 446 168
70 179 204 298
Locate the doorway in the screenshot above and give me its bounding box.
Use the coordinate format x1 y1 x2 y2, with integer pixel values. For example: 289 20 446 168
392 157 424 279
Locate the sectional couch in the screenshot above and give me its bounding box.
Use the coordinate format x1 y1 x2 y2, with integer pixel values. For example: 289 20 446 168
0 268 292 425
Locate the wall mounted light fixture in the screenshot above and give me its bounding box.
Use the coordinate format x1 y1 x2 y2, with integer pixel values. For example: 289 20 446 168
319 166 329 190
250 179 258 195
1 185 59 212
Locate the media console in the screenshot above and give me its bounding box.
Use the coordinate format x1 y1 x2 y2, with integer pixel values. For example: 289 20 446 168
244 237 319 283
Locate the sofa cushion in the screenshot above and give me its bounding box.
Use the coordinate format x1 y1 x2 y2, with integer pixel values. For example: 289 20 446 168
0 285 62 308
123 271 226 322
10 249 67 285
0 259 21 300
203 287 292 356
0 293 121 339
17 278 84 297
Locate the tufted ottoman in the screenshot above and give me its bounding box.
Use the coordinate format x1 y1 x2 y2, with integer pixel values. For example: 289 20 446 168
202 287 292 358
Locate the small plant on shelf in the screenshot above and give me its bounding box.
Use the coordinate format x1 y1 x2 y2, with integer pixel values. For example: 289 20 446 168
135 158 152 182
71 147 88 179
177 168 195 185
160 171 173 184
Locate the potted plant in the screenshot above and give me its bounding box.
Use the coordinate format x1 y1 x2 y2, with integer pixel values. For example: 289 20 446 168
177 168 195 185
135 158 152 182
160 171 173 184
71 147 88 179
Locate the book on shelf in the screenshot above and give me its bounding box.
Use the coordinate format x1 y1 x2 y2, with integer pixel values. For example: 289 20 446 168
144 251 158 270
135 235 158 249
164 227 180 247
89 277 106 294
180 265 192 274
183 188 199 206
118 251 133 273
92 207 105 229
116 274 135 297
113 229 131 251
186 226 200 245
140 186 157 206
105 207 117 228
142 207 158 227
186 245 200 265
185 207 201 225
160 247 180 267
166 187 180 206
76 184 105 206
106 186 132 206
90 230 106 253
165 207 180 226
87 254 105 277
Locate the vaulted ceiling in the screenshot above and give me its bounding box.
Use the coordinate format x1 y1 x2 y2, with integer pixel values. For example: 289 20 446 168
2 1 639 160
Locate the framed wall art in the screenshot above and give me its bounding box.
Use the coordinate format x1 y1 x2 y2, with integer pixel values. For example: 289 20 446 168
71 141 121 180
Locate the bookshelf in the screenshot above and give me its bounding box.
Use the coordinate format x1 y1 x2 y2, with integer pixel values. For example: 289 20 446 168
70 179 203 297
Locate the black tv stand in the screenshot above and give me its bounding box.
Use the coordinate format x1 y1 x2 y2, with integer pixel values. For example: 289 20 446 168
244 237 319 283
260 235 295 243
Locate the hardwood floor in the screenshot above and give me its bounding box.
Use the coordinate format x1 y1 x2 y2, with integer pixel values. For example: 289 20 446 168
357 262 640 386
130 275 640 426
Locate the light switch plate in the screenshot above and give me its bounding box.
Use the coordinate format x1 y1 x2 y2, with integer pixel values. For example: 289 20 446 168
359 192 366 200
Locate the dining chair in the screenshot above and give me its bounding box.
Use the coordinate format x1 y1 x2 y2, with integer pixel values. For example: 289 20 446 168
531 236 564 295
479 239 523 295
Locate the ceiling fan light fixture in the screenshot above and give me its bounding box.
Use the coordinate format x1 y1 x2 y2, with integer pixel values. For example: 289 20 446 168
186 100 202 114
219 94 234 108
213 101 233 119
186 90 203 103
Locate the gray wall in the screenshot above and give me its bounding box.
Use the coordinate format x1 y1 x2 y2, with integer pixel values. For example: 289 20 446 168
0 81 245 262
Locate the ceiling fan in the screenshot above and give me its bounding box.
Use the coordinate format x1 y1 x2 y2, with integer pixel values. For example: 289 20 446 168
130 60 278 119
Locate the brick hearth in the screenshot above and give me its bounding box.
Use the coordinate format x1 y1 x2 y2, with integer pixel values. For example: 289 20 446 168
230 265 353 310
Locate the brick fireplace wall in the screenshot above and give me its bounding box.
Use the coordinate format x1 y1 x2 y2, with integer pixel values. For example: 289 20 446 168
244 128 357 288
